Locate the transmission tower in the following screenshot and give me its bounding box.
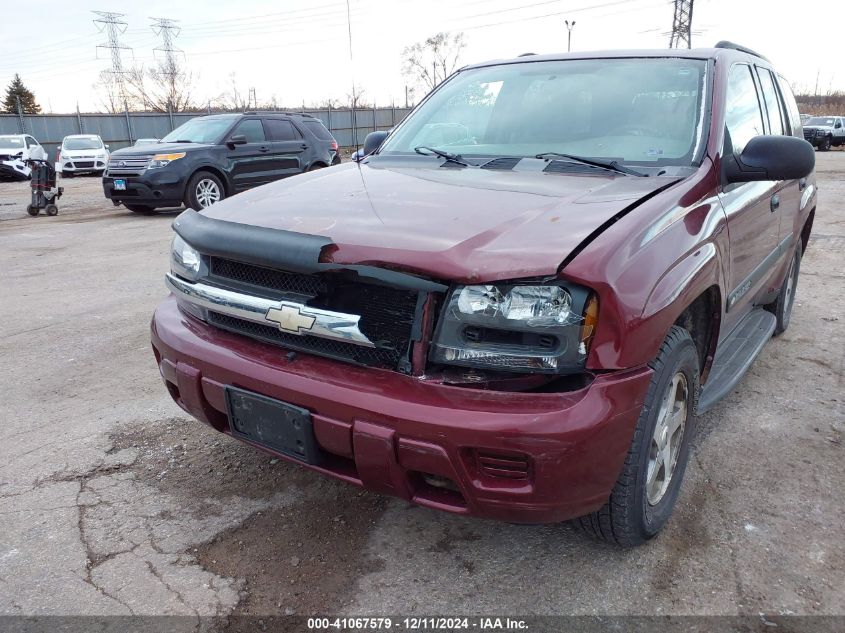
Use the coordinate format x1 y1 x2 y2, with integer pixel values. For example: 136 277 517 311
93 11 131 102
668 0 694 49
151 17 182 80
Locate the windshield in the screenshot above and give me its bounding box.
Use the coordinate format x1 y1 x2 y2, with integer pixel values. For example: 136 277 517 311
161 118 233 144
0 137 24 149
805 117 836 126
63 137 102 150
381 58 708 166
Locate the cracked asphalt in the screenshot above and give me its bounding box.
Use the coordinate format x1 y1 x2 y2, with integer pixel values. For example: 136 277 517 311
0 156 843 625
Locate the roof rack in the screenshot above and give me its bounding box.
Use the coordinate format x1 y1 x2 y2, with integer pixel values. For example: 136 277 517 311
714 40 769 62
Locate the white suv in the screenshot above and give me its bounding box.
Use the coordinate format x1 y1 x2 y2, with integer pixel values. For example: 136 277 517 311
57 134 110 177
0 134 43 181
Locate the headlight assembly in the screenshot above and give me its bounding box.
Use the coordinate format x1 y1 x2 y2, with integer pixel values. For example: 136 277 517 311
170 234 202 280
431 282 598 374
149 152 185 168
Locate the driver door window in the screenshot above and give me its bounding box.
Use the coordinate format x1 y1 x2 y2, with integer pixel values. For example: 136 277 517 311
232 119 265 143
724 64 765 153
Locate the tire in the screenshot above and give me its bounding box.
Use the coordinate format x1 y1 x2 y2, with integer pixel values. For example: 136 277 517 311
125 204 157 215
817 137 831 151
308 162 327 171
62 171 74 178
185 171 225 210
45 204 58 216
766 242 802 336
26 205 39 217
575 326 699 546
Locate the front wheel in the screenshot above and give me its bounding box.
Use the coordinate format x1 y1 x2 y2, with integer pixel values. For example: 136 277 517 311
185 171 224 210
818 137 831 151
576 326 699 546
26 205 39 216
61 171 74 178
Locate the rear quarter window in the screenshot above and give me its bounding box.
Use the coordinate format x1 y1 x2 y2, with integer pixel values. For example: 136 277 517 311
302 120 334 141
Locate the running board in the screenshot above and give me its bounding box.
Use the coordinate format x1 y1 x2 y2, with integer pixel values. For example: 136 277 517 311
697 309 776 413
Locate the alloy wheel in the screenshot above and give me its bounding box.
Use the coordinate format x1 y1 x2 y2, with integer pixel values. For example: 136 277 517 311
646 372 688 505
195 179 221 208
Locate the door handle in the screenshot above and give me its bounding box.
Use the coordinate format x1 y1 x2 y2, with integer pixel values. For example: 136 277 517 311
798 177 807 191
259 146 270 153
300 143 307 150
770 193 780 212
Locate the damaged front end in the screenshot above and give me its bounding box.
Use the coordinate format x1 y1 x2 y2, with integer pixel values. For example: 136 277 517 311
168 210 599 393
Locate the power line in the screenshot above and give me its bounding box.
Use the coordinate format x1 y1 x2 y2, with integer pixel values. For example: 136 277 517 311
92 11 132 102
669 0 694 48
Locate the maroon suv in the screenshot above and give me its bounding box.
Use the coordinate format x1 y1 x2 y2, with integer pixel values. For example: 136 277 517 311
151 43 816 545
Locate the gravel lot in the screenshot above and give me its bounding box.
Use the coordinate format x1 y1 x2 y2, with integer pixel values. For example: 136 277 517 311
0 156 842 628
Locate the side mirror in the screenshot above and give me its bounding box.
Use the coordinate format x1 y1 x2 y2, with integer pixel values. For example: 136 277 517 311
104 144 110 149
227 134 247 148
836 122 842 129
724 135 815 184
361 130 389 157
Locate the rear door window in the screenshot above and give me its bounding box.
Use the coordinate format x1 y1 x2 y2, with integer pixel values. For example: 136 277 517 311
775 75 802 136
756 69 785 135
264 119 301 141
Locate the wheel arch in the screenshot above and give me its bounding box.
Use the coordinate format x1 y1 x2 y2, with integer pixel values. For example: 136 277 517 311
185 165 230 199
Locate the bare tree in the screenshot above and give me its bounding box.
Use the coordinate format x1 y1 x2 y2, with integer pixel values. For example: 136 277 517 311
401 32 466 94
346 85 371 109
93 69 123 113
123 57 195 112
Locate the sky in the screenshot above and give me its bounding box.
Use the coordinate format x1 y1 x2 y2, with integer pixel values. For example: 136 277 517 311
2 0 841 114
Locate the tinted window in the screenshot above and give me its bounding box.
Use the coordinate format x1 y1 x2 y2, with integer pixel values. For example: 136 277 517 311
724 64 764 153
776 76 802 135
303 119 334 141
264 119 301 141
757 69 784 135
233 119 265 143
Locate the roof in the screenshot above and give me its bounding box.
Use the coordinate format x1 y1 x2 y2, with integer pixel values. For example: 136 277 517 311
197 111 317 119
463 45 770 71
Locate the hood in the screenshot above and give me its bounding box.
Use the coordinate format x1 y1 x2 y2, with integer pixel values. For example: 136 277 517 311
804 125 833 131
201 158 679 282
112 142 212 156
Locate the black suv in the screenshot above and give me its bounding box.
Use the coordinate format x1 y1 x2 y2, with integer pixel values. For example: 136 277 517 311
103 113 340 213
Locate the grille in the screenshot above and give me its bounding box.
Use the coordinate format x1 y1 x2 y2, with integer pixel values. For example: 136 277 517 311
73 161 95 168
544 160 607 175
107 154 152 176
476 451 530 480
481 157 522 170
206 257 423 371
209 257 327 297
803 128 818 140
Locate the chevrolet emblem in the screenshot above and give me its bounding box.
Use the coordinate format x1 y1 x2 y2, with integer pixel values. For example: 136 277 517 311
265 304 316 334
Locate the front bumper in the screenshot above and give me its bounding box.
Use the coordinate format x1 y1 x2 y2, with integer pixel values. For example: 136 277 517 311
102 171 184 207
151 296 653 523
0 161 29 181
59 159 107 173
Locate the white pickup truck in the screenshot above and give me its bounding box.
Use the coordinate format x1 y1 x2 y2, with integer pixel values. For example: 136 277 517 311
802 115 845 150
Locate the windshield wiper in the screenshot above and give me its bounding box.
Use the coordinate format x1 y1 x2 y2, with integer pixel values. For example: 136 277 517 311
534 152 647 177
414 146 470 167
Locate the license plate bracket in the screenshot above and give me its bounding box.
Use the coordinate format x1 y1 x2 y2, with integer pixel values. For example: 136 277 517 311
113 179 126 191
225 387 323 465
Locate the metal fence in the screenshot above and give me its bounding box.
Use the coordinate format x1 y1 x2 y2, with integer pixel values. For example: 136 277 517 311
0 106 413 160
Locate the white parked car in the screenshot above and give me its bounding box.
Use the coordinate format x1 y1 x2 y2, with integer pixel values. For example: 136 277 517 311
56 134 110 177
0 134 43 181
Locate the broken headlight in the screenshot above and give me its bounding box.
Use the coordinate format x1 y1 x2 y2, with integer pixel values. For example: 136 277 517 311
430 282 598 373
170 234 201 281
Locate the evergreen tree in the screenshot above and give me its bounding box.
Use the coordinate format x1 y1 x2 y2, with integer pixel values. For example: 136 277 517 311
3 74 41 114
